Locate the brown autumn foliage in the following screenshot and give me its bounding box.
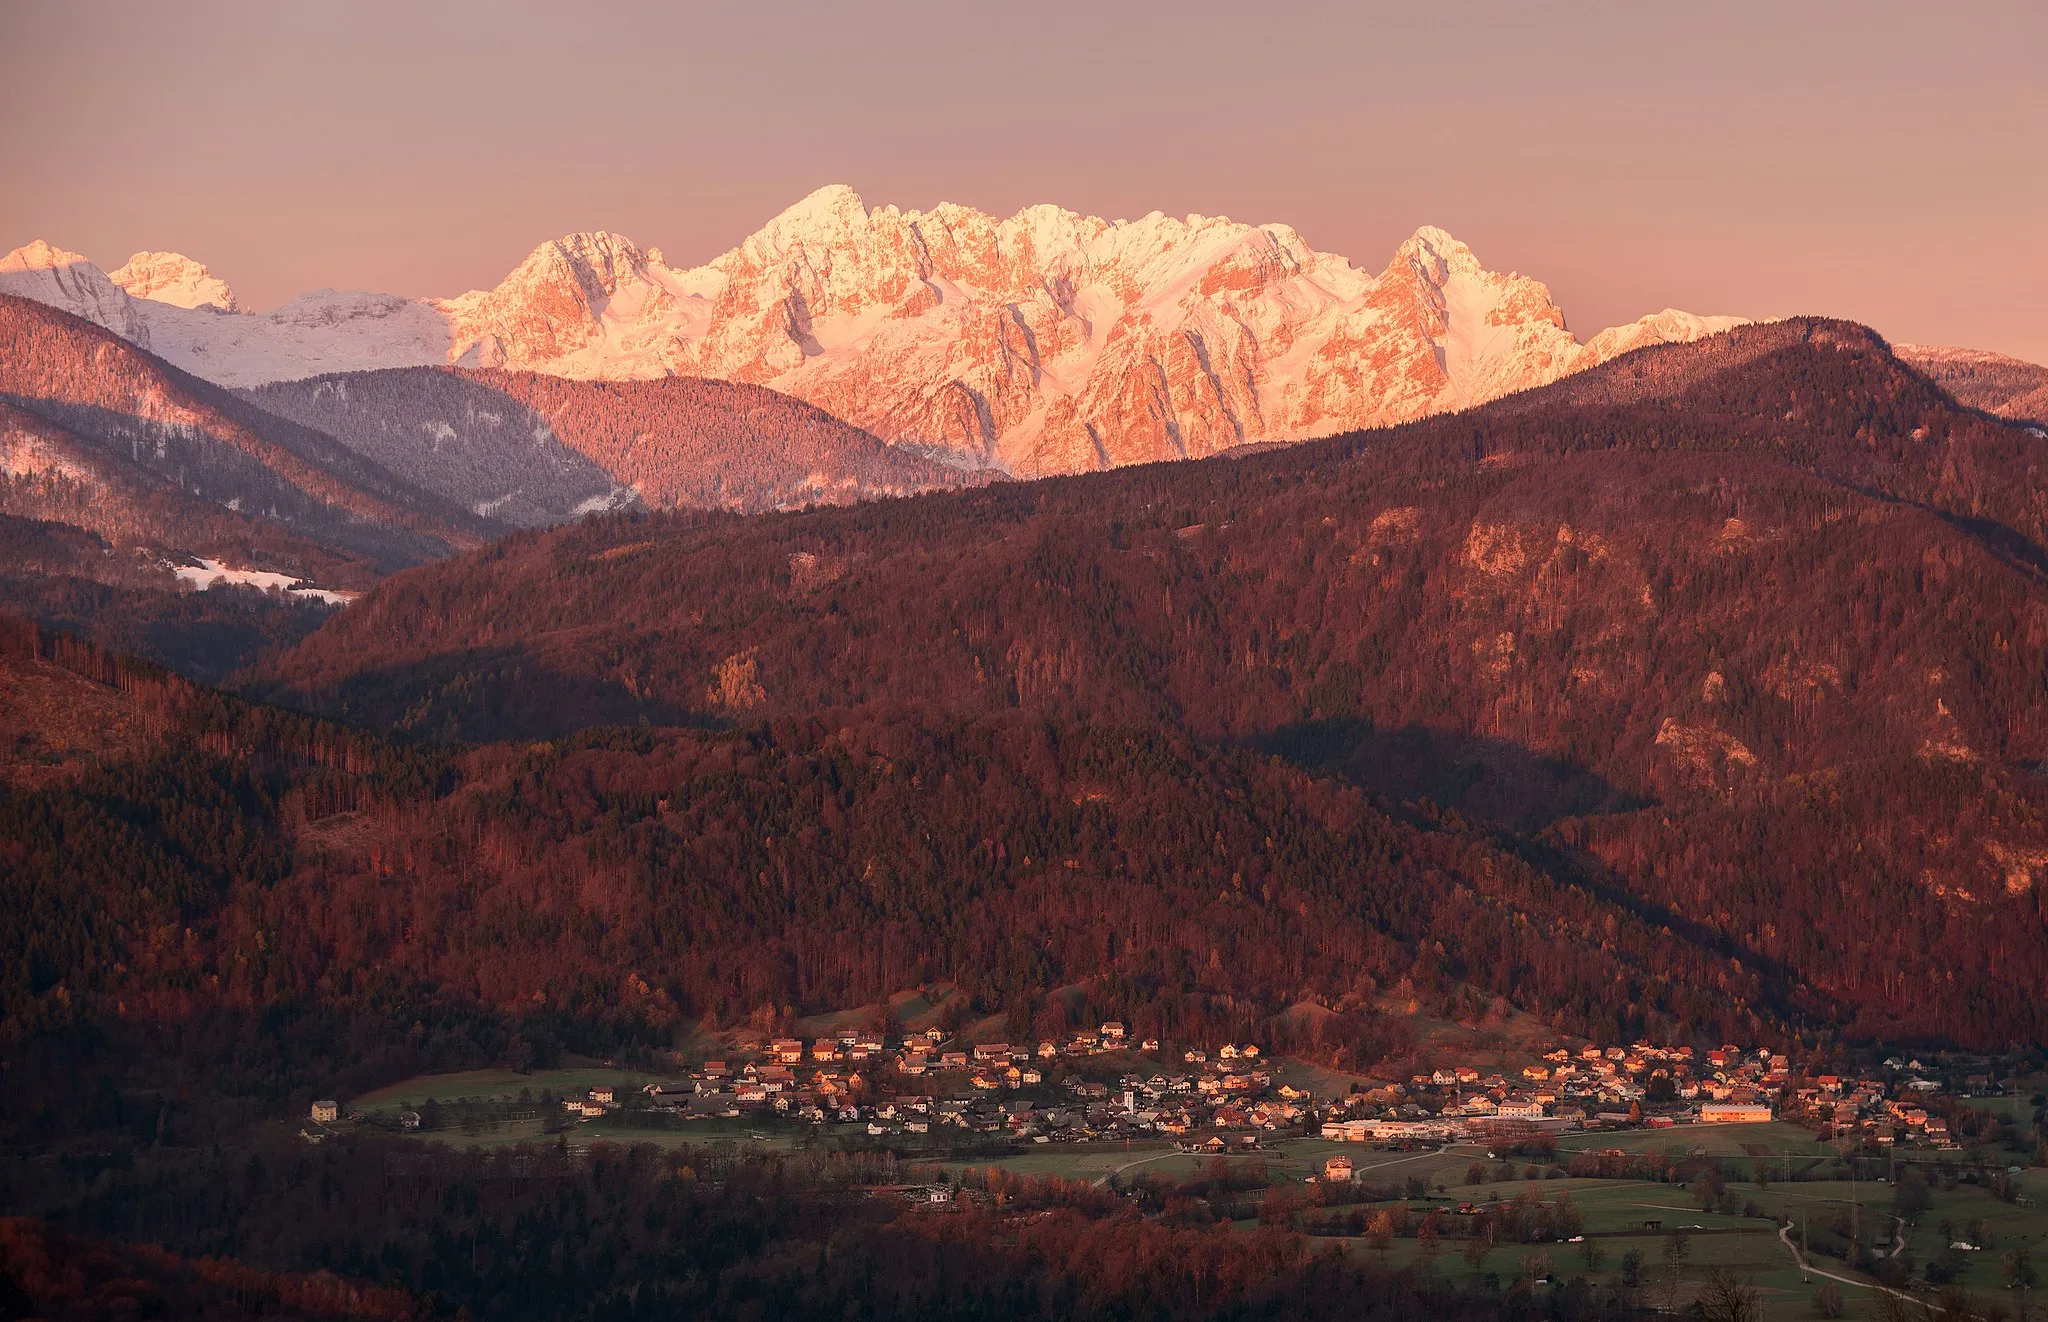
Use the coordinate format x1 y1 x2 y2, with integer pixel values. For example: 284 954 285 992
244 319 2048 1046
0 1216 416 1321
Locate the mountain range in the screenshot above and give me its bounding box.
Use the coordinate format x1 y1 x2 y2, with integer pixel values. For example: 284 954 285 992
6 187 1755 476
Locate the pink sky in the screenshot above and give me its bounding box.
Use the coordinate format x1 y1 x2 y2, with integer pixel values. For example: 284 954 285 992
4 0 2044 362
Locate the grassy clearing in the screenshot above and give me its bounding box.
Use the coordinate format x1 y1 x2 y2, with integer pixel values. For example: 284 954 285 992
351 1066 670 1109
1555 1121 1834 1160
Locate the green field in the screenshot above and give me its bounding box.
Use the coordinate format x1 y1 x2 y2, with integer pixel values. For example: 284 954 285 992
1556 1121 1835 1160
352 1065 672 1109
942 1135 2044 1316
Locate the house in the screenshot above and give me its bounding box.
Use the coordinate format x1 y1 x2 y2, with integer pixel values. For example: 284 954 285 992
770 1038 805 1064
589 1086 615 1106
973 1042 1012 1062
1699 1102 1773 1124
1038 1041 1058 1059
310 1100 339 1124
940 1051 969 1069
1140 1038 1160 1053
1324 1155 1355 1182
398 1111 421 1131
1100 1022 1126 1043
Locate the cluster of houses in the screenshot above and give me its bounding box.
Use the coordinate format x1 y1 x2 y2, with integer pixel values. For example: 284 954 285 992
1776 1056 2005 1151
1315 1041 1790 1145
611 1024 1309 1141
314 1026 2014 1155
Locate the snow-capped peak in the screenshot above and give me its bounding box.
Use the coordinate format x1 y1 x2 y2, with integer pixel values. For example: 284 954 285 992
0 240 152 346
773 184 869 234
2 191 1751 475
4 238 92 273
108 251 239 312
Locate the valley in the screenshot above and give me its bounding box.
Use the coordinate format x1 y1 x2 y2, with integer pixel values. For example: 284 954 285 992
4 232 2047 1322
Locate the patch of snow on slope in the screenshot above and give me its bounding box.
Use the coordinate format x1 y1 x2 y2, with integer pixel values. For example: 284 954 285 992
173 558 354 605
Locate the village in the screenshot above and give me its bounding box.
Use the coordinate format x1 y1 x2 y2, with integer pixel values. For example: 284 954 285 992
313 1022 2025 1163
302 1025 2043 1307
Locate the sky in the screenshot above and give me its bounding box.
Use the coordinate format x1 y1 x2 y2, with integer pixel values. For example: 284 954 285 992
3 0 2044 362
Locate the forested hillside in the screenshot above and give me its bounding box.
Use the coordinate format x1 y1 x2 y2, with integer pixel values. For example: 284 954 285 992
0 606 1782 1093
5 321 2045 1171
1899 344 2048 429
242 369 633 528
463 369 979 511
249 319 2048 1047
245 366 974 519
0 295 486 574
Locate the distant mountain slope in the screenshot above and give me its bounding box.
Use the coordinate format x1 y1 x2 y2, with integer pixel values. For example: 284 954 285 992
0 512 331 685
0 294 485 580
462 369 977 510
245 367 971 517
1897 343 2048 428
5 190 1746 477
0 396 372 589
252 319 2048 1046
242 369 635 527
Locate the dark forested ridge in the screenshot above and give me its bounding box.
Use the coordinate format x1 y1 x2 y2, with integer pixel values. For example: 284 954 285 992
6 316 2048 1321
0 513 331 684
1 319 2042 1067
241 319 2048 1047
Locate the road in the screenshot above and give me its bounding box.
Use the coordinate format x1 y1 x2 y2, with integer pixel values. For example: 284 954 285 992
1776 1221 1944 1313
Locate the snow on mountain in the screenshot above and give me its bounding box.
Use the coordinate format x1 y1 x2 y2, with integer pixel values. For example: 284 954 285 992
108 250 239 312
2 192 1749 476
1586 308 1751 362
1896 343 2048 428
0 240 155 347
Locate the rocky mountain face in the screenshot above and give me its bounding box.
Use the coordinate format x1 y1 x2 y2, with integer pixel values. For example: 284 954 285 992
108 251 239 312
4 189 1747 476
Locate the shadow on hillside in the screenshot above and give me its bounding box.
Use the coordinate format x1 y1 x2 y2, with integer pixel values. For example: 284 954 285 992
252 648 708 744
1258 718 1650 833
